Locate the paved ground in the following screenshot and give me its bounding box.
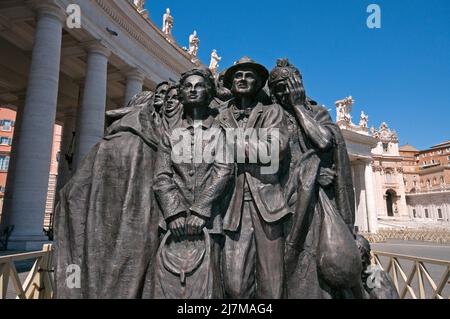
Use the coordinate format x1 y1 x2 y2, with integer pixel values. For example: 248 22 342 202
371 240 450 298
372 239 450 261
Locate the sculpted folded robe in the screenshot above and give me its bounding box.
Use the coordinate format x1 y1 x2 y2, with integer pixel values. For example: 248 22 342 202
283 102 359 299
54 102 161 299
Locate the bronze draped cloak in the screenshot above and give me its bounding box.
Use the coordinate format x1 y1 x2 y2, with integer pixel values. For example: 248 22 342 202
54 105 161 299
284 103 357 299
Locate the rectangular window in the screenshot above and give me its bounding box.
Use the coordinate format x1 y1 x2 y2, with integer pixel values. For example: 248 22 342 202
0 155 10 171
0 136 11 145
425 209 429 218
438 209 443 219
1 120 12 132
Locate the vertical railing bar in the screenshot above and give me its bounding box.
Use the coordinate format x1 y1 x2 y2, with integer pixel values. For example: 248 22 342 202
416 261 426 299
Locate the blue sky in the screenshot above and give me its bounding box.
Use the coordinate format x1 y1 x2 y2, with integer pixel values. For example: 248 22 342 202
146 0 450 149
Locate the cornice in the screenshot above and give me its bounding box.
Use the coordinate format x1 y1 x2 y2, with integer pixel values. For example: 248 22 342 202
341 129 378 148
94 0 194 75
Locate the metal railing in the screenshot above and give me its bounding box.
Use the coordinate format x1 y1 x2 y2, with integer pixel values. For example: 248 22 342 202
0 244 54 299
1 245 448 299
372 251 450 299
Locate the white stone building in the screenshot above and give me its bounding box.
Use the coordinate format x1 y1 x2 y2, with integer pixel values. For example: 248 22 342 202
335 97 379 233
336 97 413 233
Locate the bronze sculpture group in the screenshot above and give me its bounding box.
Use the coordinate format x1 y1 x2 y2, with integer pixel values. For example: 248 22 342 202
54 57 397 299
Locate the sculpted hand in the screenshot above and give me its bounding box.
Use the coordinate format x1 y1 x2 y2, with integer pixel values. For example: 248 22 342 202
186 214 206 236
286 74 306 108
318 167 336 187
168 216 186 240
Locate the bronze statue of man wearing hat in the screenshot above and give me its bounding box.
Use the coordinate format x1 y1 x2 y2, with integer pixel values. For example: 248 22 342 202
217 57 291 298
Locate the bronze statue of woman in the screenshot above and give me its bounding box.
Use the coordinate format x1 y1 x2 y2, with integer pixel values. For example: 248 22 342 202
269 59 363 299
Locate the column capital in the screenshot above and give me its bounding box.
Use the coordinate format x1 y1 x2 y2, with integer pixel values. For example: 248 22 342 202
83 41 112 58
125 67 145 82
28 0 66 24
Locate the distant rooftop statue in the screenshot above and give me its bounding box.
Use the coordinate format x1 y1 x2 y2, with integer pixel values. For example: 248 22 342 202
336 96 354 125
335 96 371 135
132 0 148 17
162 8 174 39
133 0 145 11
188 30 199 57
359 111 369 129
209 49 221 74
371 122 399 144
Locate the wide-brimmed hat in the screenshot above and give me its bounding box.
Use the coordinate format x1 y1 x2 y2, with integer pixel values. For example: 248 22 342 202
223 56 269 90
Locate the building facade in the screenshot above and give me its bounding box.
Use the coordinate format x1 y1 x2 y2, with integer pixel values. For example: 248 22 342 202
0 107 16 213
370 123 410 223
400 141 450 224
335 96 379 233
0 107 61 230
0 0 197 250
336 97 449 231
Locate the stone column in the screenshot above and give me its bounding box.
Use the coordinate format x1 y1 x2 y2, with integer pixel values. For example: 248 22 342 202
365 161 379 233
3 2 65 250
124 68 145 106
73 43 111 169
353 162 369 232
396 170 410 219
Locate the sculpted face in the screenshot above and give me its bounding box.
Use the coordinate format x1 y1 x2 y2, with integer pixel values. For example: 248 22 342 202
231 68 262 97
180 75 209 107
272 75 305 108
272 79 291 107
154 84 169 109
165 87 180 111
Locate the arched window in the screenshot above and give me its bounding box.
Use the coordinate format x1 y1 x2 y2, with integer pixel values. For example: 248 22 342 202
386 171 394 184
